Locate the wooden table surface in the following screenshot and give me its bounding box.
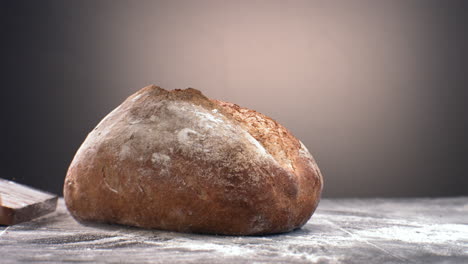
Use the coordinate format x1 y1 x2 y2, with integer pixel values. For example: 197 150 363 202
1 197 467 264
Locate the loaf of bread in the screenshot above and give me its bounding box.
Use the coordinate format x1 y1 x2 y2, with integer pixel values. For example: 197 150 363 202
64 85 323 235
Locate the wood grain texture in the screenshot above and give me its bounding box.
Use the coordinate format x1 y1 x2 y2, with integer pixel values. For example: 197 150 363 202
0 178 57 225
0 197 467 264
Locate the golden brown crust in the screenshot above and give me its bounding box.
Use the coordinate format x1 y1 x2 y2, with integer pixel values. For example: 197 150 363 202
211 100 301 173
64 85 323 235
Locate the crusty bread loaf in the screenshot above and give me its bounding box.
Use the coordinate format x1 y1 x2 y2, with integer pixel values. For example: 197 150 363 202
64 85 323 235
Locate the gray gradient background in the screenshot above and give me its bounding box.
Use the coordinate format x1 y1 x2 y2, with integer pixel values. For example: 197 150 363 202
2 0 467 197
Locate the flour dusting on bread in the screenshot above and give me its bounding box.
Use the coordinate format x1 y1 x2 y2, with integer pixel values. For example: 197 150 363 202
64 85 323 235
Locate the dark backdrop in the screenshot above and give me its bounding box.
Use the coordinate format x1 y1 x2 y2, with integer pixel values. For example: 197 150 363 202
1 0 467 197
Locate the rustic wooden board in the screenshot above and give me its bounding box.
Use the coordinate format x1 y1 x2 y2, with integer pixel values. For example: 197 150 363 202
0 178 57 225
0 197 467 263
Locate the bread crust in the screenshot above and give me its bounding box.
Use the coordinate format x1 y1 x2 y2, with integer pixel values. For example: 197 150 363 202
64 85 323 235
